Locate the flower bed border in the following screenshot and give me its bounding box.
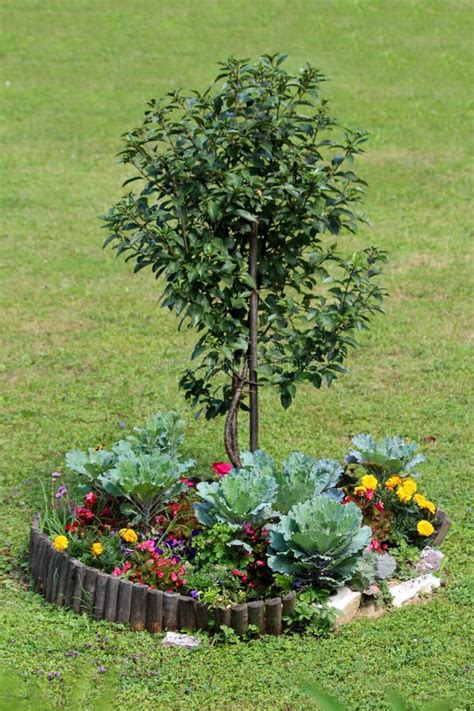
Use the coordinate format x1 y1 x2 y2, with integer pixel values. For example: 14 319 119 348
28 511 450 636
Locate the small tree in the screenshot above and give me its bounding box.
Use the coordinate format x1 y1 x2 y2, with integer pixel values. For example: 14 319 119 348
103 54 386 466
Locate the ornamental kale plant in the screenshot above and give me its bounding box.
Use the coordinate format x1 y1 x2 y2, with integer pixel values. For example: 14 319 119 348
194 467 277 528
273 452 343 513
346 434 425 479
102 54 387 465
267 496 371 589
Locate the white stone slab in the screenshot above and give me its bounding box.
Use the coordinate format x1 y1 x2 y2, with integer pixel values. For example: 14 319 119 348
329 586 361 625
162 631 201 648
389 574 441 608
416 547 445 575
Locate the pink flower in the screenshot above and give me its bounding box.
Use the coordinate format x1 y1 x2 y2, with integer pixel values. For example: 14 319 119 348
212 462 232 477
180 477 194 488
84 492 97 507
51 471 61 479
137 540 155 552
112 567 122 576
365 489 375 501
369 539 381 551
255 559 265 567
375 501 384 512
170 572 178 582
243 522 256 537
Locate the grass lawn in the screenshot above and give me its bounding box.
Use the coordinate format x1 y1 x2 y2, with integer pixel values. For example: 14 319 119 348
1 0 473 708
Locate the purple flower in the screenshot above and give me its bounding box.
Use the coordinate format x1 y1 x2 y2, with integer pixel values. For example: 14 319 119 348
47 671 60 681
189 589 199 600
97 665 106 673
65 650 79 657
55 485 68 499
51 471 61 479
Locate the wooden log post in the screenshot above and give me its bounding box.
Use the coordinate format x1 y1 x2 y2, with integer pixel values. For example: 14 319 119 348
130 583 149 631
45 550 62 603
214 606 231 630
265 598 283 636
81 567 98 615
247 600 265 634
93 572 109 621
104 576 121 623
230 603 248 636
282 590 297 624
34 536 49 593
146 589 163 633
178 596 197 632
64 558 79 609
116 579 134 625
163 592 180 630
55 553 69 607
195 602 209 631
71 560 86 614
434 509 451 546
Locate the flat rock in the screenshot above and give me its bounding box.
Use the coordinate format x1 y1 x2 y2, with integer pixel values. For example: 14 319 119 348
389 574 441 608
416 547 445 575
162 631 201 649
329 587 361 625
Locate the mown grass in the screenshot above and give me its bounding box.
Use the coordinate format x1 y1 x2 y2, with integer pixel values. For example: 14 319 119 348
0 0 473 709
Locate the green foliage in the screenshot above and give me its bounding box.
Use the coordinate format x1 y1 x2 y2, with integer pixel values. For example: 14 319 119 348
126 410 185 456
68 530 124 574
98 449 191 527
347 434 425 479
268 496 371 588
300 681 453 711
283 588 336 637
65 448 116 491
103 53 386 453
65 411 193 527
0 668 119 711
188 564 247 606
192 523 244 567
273 452 343 513
194 466 277 528
350 550 397 592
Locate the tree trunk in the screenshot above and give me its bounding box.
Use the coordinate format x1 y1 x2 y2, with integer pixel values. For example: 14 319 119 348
248 220 259 452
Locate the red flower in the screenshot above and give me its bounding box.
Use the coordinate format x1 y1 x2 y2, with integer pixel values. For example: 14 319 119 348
375 501 384 512
84 492 97 507
342 495 353 505
75 506 94 523
212 462 232 477
369 539 381 551
365 489 375 501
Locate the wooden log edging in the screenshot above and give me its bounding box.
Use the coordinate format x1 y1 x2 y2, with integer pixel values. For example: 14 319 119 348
29 513 451 637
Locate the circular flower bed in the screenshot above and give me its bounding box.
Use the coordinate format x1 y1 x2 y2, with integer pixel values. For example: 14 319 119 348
31 412 450 637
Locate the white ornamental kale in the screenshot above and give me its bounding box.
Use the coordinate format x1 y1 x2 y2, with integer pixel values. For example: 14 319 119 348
267 495 371 589
194 467 278 528
347 433 425 476
273 452 343 513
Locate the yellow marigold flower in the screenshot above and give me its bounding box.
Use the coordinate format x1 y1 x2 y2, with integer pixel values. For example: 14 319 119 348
423 499 436 515
361 474 378 491
417 520 435 537
119 528 138 544
52 535 68 552
91 542 104 557
396 478 417 503
354 485 367 496
402 478 417 494
385 475 401 490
